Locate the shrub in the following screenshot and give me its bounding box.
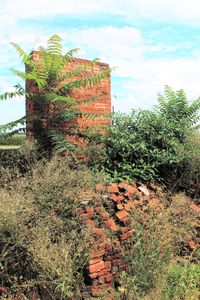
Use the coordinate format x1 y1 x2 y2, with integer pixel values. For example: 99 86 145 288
102 109 186 182
101 86 200 192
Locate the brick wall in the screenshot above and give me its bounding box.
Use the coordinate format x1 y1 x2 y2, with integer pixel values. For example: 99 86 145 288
26 52 111 144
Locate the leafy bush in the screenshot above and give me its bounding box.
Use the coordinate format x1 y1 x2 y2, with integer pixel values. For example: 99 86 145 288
101 86 200 193
0 155 100 299
102 109 185 182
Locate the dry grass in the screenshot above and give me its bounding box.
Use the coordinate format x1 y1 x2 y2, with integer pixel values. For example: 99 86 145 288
0 154 100 299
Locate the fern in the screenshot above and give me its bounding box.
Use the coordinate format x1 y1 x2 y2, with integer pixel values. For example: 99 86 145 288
156 85 200 128
0 34 111 152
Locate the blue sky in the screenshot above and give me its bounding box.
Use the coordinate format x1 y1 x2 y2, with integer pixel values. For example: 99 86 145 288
0 0 200 124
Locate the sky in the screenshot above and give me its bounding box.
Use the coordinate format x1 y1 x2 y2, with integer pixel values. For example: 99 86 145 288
0 0 200 124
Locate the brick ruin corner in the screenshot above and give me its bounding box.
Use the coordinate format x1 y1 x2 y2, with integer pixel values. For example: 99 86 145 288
26 52 111 145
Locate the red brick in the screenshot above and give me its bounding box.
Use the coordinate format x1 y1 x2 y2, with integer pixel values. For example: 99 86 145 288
88 272 98 279
85 207 94 213
116 210 128 220
85 219 94 227
111 193 124 202
80 212 95 219
121 216 130 225
124 201 134 211
0 287 8 294
88 261 105 273
90 249 105 258
99 275 105 284
104 219 118 231
91 227 106 237
121 226 131 233
124 187 137 199
89 257 103 265
96 207 110 220
107 183 119 193
104 261 111 269
96 183 105 192
149 198 160 208
190 203 200 214
27 54 111 149
98 268 111 276
105 273 113 283
91 283 112 296
148 182 158 191
118 181 129 190
120 230 134 241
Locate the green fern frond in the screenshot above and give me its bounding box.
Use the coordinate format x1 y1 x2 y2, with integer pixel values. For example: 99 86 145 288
11 43 35 67
65 48 80 58
56 109 81 122
49 130 76 154
45 92 76 106
47 35 63 56
58 69 110 92
11 68 47 89
57 65 89 83
0 116 26 133
81 112 111 119
0 90 23 101
80 94 106 104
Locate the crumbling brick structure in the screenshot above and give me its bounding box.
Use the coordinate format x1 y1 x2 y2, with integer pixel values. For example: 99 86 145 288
26 52 111 144
78 181 164 297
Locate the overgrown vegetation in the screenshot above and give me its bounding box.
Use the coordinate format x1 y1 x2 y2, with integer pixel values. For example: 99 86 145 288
116 196 200 299
0 35 199 299
0 149 102 299
89 86 200 197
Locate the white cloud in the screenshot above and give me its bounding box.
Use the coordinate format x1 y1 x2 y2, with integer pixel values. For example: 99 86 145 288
0 1 200 122
1 0 200 26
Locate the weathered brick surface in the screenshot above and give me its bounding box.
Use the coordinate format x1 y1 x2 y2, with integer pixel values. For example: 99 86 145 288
26 53 111 145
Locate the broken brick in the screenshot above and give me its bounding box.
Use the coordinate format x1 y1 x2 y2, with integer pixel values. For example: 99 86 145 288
89 257 103 265
105 273 113 283
190 203 200 214
104 219 118 231
90 249 105 258
88 261 105 273
124 187 137 199
107 183 119 193
98 268 111 276
116 210 128 220
96 183 105 192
